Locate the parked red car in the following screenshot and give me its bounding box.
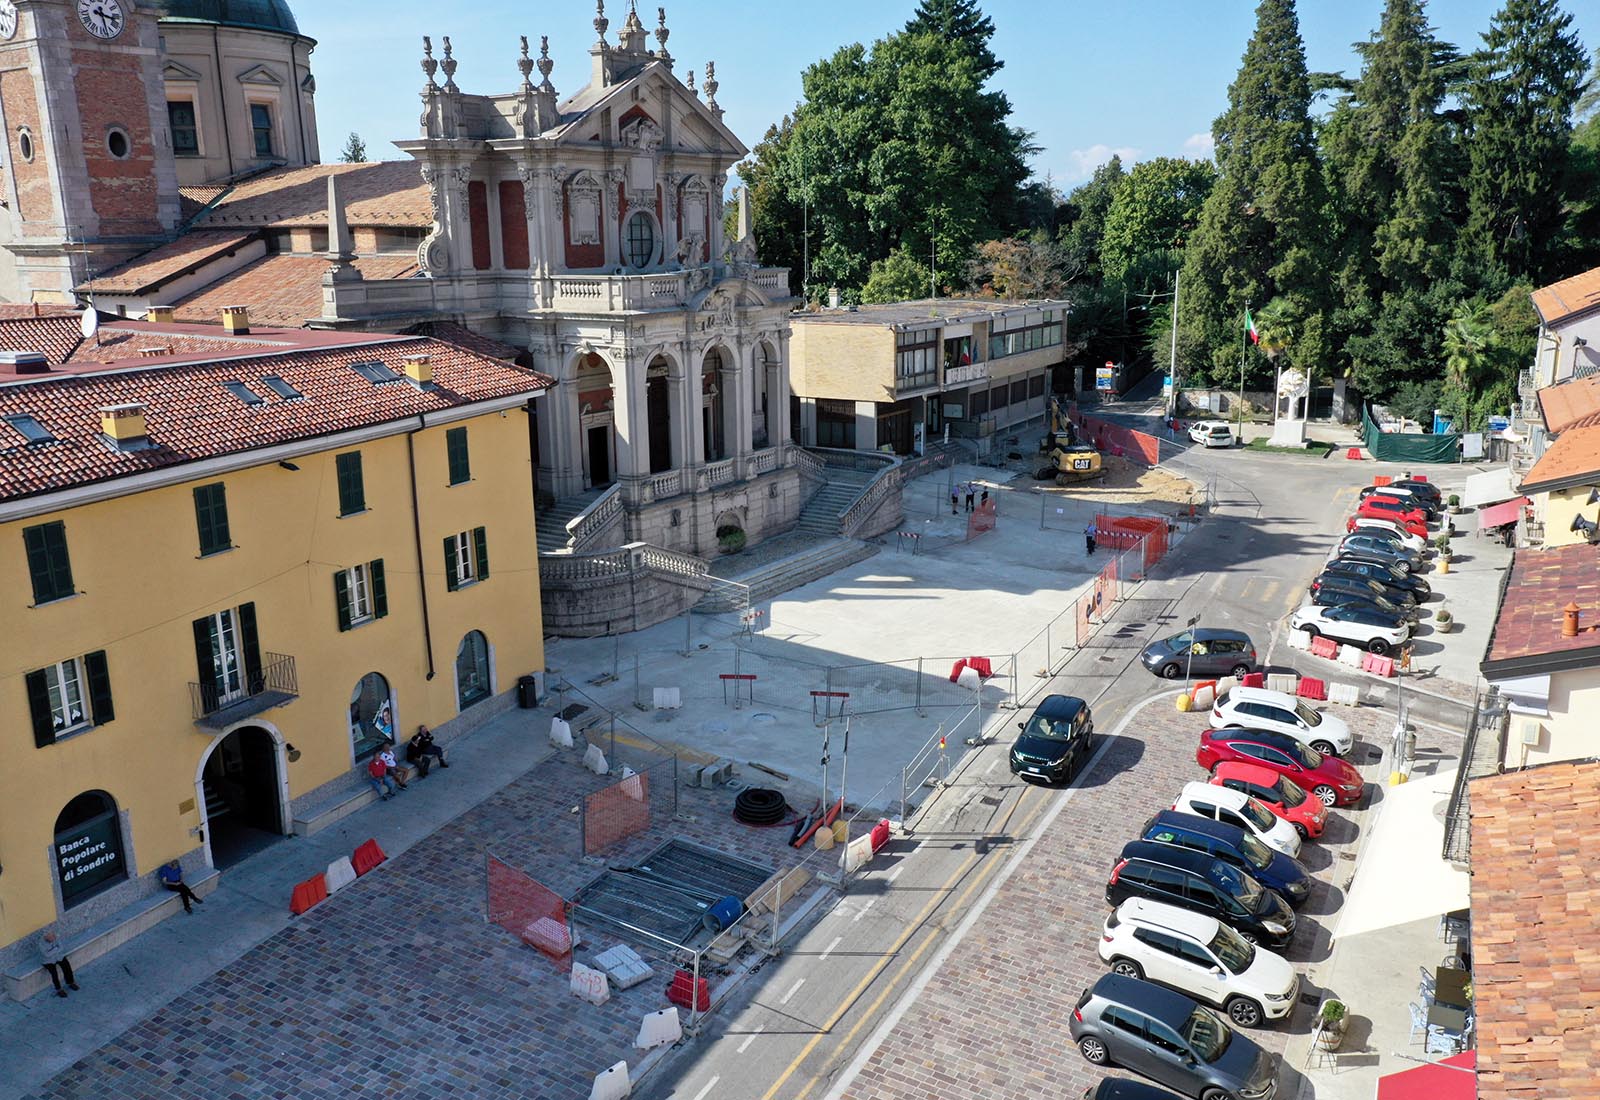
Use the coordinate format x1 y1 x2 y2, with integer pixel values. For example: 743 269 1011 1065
1355 496 1429 531
1197 727 1365 807
1210 761 1327 840
1345 514 1429 540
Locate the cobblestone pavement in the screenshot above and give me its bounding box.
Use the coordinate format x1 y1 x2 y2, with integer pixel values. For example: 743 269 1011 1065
838 697 1401 1100
25 736 820 1100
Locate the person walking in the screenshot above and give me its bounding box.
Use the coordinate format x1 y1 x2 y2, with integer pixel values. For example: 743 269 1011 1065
37 925 77 998
980 489 990 510
405 725 449 778
367 752 400 801
964 483 975 513
159 860 204 914
950 486 959 515
1085 521 1098 555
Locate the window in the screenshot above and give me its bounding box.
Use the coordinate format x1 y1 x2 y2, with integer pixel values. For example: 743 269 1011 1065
223 380 263 406
444 527 489 590
193 483 232 556
168 101 199 156
894 328 939 391
192 604 262 713
334 559 387 630
456 630 491 710
260 375 302 400
106 127 130 159
4 413 55 445
942 335 975 371
250 103 274 158
17 127 33 162
988 309 1064 359
23 520 74 604
625 211 656 268
53 791 127 908
351 361 401 384
25 652 112 745
336 451 365 516
446 426 470 485
349 672 393 760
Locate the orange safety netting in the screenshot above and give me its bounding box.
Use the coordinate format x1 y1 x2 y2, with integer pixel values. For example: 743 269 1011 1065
1096 514 1170 569
487 853 570 970
967 498 998 537
1068 406 1163 466
583 770 652 855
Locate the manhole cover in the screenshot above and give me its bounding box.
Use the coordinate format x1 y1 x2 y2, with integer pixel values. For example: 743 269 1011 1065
1097 655 1118 663
704 721 729 735
1299 992 1320 1007
751 712 777 725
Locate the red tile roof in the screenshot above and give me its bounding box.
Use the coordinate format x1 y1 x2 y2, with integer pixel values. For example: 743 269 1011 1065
0 304 78 319
1470 760 1600 1100
0 315 85 363
403 321 521 362
64 328 281 366
170 253 419 328
1538 376 1600 434
0 337 551 503
195 162 432 230
1521 424 1600 492
1531 265 1600 326
82 230 258 295
1483 543 1600 671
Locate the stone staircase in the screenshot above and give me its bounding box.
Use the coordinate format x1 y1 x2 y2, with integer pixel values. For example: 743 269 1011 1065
695 536 879 613
536 488 608 554
795 468 877 537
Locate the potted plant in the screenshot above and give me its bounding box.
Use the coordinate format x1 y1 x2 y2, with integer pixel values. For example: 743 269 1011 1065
1448 493 1461 513
1315 999 1348 1050
1436 608 1453 632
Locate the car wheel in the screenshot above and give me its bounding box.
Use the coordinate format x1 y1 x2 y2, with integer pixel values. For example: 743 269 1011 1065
1300 625 1320 638
1110 958 1143 980
1313 784 1338 806
1230 663 1251 677
1238 930 1260 946
1366 638 1391 655
1201 1090 1240 1100
1161 662 1182 680
1395 561 1412 573
1226 996 1265 1028
1293 822 1310 840
1078 1036 1111 1066
1310 740 1336 756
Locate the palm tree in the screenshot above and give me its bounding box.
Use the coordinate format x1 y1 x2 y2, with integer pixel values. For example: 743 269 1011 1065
1442 306 1493 429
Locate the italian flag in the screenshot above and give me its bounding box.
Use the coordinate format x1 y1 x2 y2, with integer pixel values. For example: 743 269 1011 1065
1245 308 1260 345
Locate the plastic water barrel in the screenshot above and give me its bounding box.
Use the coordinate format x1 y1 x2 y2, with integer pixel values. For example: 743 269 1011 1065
703 895 742 933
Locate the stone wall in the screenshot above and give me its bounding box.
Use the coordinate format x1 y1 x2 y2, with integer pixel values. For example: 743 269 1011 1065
627 467 804 557
539 560 711 638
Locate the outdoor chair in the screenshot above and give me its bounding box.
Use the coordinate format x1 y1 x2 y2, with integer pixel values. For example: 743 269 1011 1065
1408 1001 1428 1044
1426 1011 1474 1055
1418 966 1436 1001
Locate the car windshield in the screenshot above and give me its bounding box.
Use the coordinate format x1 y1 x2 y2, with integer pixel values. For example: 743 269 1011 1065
1237 831 1275 870
1239 796 1278 833
1182 1006 1233 1063
1293 701 1323 727
1285 740 1322 768
1276 775 1308 806
1163 632 1192 651
1209 860 1264 907
1021 713 1074 741
1209 923 1256 973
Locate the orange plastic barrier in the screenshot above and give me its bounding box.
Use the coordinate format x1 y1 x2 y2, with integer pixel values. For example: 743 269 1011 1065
1346 448 1362 460
667 969 711 1011
1240 672 1265 688
1296 677 1327 701
352 838 387 877
948 659 967 683
965 656 993 678
1310 636 1340 659
1373 475 1392 487
289 873 328 915
870 818 892 853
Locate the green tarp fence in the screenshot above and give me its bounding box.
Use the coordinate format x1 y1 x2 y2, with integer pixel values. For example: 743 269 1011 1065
1362 405 1460 464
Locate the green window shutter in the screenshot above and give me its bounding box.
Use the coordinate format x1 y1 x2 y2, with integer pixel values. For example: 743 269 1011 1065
443 535 459 591
194 483 231 555
447 426 470 485
334 570 352 631
370 559 388 618
237 602 263 692
24 521 73 603
192 616 217 695
83 650 114 726
336 452 365 515
25 668 55 747
473 526 489 580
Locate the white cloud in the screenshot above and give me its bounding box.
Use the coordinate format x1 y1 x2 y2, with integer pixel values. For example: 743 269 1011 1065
1183 131 1216 158
1066 144 1140 181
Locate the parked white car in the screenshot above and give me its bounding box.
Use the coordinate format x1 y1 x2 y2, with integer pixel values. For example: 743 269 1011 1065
1099 898 1299 1027
1291 603 1410 656
1188 420 1235 448
1210 686 1353 757
1173 780 1302 858
1347 519 1429 555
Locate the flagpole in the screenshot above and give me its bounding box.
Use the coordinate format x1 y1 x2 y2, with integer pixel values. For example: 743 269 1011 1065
1238 300 1249 434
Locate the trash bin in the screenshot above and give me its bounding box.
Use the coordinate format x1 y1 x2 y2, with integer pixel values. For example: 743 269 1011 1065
517 674 539 709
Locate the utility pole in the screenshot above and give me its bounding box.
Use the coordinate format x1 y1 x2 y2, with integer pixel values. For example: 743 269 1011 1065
1237 300 1250 433
1167 269 1180 418
929 209 937 299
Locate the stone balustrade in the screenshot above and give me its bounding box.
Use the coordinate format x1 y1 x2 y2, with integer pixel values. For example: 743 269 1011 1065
564 484 623 552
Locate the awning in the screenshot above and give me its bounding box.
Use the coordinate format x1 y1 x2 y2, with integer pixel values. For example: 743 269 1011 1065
1376 1051 1476 1100
1462 467 1517 509
1477 496 1529 529
1335 767 1470 940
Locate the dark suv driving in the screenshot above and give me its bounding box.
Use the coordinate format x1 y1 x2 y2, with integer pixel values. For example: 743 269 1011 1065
1106 840 1295 948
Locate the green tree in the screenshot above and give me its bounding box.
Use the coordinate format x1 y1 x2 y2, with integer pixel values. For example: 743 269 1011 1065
861 247 931 303
338 132 367 163
1057 156 1126 279
904 0 1001 80
1100 157 1216 289
965 236 1073 300
1177 0 1330 387
1458 0 1589 288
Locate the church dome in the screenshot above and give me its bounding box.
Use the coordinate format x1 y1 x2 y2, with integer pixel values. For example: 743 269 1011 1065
155 1 301 36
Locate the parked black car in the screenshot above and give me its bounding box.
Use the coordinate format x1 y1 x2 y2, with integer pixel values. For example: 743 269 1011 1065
1311 570 1419 606
1009 694 1094 784
1321 558 1430 598
1106 840 1295 948
1069 974 1280 1100
1308 578 1420 622
1139 628 1258 680
1139 810 1312 908
1391 478 1443 503
1081 1081 1190 1100
1329 538 1421 574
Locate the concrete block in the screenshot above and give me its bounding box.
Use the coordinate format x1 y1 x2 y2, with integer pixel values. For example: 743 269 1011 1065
653 687 681 710
588 1060 631 1100
324 856 357 894
550 716 574 748
839 832 874 874
619 767 645 801
1328 682 1361 707
635 1006 682 1050
1338 644 1364 668
956 665 981 692
1286 629 1311 652
583 744 609 775
1266 673 1299 694
524 916 572 956
571 961 611 1006
593 944 655 990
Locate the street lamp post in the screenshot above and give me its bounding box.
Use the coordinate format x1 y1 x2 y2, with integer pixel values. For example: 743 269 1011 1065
1237 300 1250 436
1184 614 1201 685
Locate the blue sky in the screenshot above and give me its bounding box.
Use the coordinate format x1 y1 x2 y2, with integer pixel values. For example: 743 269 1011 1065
306 1 1590 188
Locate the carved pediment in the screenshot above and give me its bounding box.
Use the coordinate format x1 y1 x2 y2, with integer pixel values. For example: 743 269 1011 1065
236 64 285 87
163 59 204 83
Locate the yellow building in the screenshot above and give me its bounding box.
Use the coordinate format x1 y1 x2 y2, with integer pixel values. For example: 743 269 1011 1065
1519 423 1600 548
0 325 549 990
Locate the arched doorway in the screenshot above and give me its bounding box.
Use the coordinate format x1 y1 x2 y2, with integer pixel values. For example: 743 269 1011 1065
200 725 285 868
53 790 128 909
456 630 492 711
576 351 616 488
645 356 674 474
702 348 727 462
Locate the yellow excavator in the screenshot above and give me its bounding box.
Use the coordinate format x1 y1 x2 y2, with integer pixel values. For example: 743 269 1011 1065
1036 398 1103 484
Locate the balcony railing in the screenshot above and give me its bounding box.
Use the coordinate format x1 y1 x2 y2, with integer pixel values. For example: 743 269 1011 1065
945 361 990 387
191 652 298 729
1441 686 1509 866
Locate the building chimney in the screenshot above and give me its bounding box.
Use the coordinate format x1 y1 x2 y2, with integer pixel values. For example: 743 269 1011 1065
221 305 250 335
402 353 434 387
138 346 173 358
0 350 49 374
100 403 150 449
1562 602 1582 638
145 305 175 324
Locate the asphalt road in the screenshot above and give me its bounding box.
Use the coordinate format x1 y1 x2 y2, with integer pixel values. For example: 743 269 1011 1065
641 414 1400 1100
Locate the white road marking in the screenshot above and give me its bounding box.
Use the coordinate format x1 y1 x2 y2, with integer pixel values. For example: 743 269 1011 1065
984 759 998 774
736 1026 765 1054
780 978 805 1004
691 1077 720 1100
820 935 843 960
853 898 876 922
887 866 903 883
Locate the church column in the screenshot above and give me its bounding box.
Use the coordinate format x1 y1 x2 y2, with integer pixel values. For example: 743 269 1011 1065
611 346 652 492
540 347 586 500
667 356 694 473
520 163 556 307
685 342 708 472
775 330 795 448
722 339 754 473
602 169 624 270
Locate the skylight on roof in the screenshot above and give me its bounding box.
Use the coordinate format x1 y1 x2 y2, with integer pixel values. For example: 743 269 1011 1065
3 413 55 445
260 375 302 400
223 380 264 406
351 361 401 384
